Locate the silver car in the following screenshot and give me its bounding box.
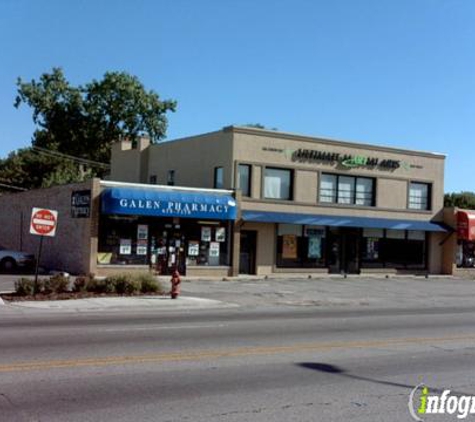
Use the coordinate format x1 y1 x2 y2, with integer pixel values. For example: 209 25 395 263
0 246 36 272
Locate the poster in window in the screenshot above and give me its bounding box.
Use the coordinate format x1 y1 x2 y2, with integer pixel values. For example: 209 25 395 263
282 235 298 259
137 239 148 255
201 227 212 242
119 239 132 255
308 236 322 259
188 241 199 256
137 225 148 240
209 242 220 257
215 227 226 242
366 238 379 259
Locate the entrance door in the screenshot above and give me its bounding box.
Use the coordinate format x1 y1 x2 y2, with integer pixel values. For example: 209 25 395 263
153 230 186 275
239 231 257 275
342 229 360 274
328 228 360 274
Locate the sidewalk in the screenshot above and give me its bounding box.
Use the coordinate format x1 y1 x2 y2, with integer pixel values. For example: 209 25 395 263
1 274 475 312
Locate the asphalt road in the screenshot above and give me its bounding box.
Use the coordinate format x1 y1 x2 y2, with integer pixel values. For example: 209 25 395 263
1 306 475 421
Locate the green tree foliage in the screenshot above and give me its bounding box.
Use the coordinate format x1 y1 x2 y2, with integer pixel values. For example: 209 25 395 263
444 192 475 209
0 68 176 192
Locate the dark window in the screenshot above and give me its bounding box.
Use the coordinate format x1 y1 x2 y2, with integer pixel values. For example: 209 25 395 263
361 228 384 268
238 164 251 197
360 229 426 269
167 170 175 186
214 167 224 189
149 175 157 184
264 167 293 200
409 182 431 210
276 224 326 268
320 173 375 206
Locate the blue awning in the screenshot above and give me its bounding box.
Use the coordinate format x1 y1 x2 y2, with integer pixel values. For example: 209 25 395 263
242 210 447 232
102 187 237 220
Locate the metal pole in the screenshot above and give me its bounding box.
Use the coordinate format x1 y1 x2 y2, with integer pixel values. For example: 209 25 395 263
34 236 44 295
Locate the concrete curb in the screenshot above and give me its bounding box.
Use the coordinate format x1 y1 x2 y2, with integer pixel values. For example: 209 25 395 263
5 296 238 311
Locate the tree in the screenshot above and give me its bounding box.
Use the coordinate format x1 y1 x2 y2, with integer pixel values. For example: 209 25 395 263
0 148 88 191
0 68 177 191
444 192 475 209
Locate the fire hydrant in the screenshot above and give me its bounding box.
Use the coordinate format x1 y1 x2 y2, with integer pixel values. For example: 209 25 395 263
170 269 181 299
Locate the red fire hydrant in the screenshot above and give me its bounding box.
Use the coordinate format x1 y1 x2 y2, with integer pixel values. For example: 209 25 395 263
170 269 181 299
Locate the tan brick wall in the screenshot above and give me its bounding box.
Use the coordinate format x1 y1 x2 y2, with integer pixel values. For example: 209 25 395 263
241 222 275 275
0 179 100 275
232 127 445 216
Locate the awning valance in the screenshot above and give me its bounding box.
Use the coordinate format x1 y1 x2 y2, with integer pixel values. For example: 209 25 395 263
242 210 447 232
102 187 237 220
457 210 475 240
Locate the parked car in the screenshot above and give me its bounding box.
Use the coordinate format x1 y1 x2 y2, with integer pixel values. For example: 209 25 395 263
0 246 36 272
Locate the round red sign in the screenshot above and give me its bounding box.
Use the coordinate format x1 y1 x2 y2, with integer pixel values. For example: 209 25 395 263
31 209 57 235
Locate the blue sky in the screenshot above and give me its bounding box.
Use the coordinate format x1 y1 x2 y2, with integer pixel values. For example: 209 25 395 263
1 0 474 192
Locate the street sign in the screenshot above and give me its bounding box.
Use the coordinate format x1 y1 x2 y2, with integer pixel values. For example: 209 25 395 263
30 208 58 237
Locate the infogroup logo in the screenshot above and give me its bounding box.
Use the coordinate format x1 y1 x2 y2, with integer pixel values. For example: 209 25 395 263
409 383 475 420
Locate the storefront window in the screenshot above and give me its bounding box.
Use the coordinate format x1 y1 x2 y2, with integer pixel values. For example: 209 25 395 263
276 224 326 268
237 164 251 197
98 215 231 273
384 230 408 266
355 178 374 206
167 170 175 186
360 229 426 269
264 168 293 200
214 167 224 189
361 228 384 268
457 240 475 267
408 182 431 210
320 174 337 203
319 173 375 206
338 176 355 204
405 230 426 268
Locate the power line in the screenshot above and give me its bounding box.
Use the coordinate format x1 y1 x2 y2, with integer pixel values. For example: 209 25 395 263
31 146 111 169
0 182 28 191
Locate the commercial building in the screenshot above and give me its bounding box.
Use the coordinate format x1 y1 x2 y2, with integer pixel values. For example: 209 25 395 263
110 126 447 276
441 207 475 277
0 179 237 277
0 126 449 276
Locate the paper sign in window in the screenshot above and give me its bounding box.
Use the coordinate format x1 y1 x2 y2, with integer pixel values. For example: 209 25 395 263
282 234 297 259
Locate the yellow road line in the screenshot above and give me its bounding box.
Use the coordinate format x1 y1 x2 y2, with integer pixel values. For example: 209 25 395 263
1 334 474 373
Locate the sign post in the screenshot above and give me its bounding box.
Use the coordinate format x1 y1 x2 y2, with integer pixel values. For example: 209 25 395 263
30 208 58 294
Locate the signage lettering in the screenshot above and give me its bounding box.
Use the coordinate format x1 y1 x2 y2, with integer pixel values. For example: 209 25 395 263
71 190 91 218
116 198 230 217
291 148 416 171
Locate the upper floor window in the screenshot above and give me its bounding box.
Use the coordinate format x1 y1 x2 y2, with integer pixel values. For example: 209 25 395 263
264 167 293 200
408 182 431 210
167 170 175 186
214 167 224 189
320 173 375 206
237 164 251 197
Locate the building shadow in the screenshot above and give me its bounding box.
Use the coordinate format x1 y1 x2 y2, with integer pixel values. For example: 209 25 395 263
296 362 473 396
